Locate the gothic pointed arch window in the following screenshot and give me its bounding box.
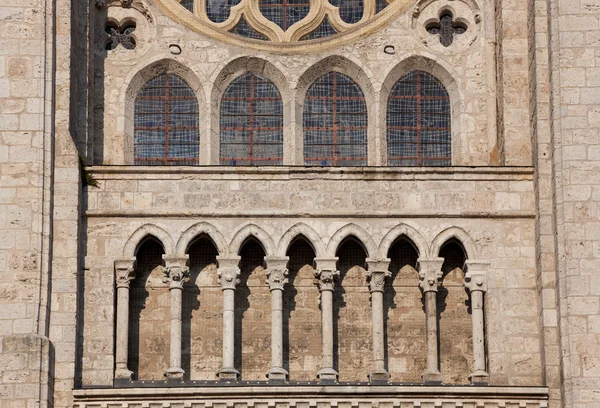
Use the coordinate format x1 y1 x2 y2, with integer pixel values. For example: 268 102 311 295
387 70 451 166
220 72 284 165
134 73 200 165
303 72 368 166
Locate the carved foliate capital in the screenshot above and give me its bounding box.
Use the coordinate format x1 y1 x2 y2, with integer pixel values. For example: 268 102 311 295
464 260 490 293
114 259 136 288
417 258 444 293
265 256 289 291
162 256 190 289
217 256 241 291
314 257 339 291
366 258 391 293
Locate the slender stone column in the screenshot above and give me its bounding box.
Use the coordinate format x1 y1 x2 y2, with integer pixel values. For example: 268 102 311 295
417 258 444 384
366 258 391 383
216 256 241 380
162 255 191 379
314 257 339 382
114 258 136 380
464 260 491 385
264 256 290 381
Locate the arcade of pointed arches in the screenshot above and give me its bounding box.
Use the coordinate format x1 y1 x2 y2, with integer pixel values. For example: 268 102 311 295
114 222 490 385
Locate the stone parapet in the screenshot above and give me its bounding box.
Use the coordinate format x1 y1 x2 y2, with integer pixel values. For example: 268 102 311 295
73 386 549 408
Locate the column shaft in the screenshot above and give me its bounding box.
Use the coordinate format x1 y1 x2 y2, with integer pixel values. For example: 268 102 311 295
168 286 183 377
321 289 334 371
222 288 236 370
425 291 439 375
371 291 385 372
115 285 131 378
471 290 486 373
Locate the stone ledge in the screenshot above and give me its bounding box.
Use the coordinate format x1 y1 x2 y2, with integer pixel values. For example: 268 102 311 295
87 166 534 181
73 385 549 408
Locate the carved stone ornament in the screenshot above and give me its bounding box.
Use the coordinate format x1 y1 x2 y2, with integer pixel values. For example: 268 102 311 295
217 267 240 290
315 268 339 292
366 259 392 293
162 265 191 289
417 258 444 293
95 0 153 23
464 260 490 293
266 267 289 291
115 259 136 288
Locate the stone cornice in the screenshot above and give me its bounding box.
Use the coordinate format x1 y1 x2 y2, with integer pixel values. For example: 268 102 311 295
73 385 549 406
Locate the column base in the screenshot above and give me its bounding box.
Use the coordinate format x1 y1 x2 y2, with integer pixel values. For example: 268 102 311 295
165 367 185 379
267 366 289 382
422 370 442 384
115 367 133 381
317 367 339 382
369 369 391 383
469 370 489 385
217 367 240 381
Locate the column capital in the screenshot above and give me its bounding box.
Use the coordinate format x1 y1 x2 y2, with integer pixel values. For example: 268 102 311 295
464 260 490 293
314 257 339 292
265 256 289 291
115 258 136 288
366 258 391 293
417 258 444 293
162 255 190 289
217 255 241 291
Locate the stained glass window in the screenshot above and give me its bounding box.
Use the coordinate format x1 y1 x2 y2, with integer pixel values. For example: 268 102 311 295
180 0 195 11
387 70 451 166
220 72 284 165
304 72 368 166
206 0 242 23
232 16 269 40
329 0 364 24
134 74 200 165
300 17 338 40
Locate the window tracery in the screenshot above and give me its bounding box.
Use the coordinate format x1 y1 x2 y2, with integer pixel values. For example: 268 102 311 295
303 72 368 166
134 74 200 165
386 70 451 166
168 0 394 42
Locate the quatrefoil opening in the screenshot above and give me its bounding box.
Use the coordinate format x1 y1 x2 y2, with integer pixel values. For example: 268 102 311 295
105 20 137 50
425 10 467 47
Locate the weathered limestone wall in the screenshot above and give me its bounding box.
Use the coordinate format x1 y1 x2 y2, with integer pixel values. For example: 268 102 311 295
542 0 600 407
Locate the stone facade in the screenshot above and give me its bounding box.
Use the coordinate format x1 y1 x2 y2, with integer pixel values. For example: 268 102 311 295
0 0 599 408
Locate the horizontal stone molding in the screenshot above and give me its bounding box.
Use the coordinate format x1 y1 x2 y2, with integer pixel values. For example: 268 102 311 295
73 386 549 408
87 166 534 180
85 210 535 219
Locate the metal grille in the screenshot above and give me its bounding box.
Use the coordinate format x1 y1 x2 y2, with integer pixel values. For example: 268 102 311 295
426 12 467 47
300 17 338 40
375 0 388 13
439 240 466 275
134 74 200 165
336 239 367 275
388 238 419 276
105 23 136 50
259 0 310 31
287 238 316 278
220 72 283 165
329 0 364 23
180 0 195 11
129 239 166 379
387 70 451 166
304 72 368 166
206 0 242 22
231 16 269 40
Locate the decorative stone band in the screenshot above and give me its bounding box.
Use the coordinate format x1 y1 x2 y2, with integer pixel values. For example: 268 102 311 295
314 257 340 292
417 258 444 293
217 256 242 290
265 256 290 291
114 258 136 288
366 258 391 293
162 256 191 289
73 385 549 408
